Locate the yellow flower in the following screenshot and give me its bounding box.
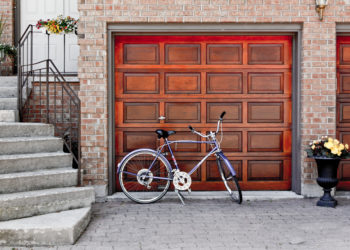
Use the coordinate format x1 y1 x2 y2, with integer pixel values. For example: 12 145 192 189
339 144 345 151
324 142 333 149
334 139 340 145
346 144 349 150
311 145 315 150
331 147 339 155
328 137 333 142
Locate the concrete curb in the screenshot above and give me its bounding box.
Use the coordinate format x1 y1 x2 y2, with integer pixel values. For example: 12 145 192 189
101 191 304 203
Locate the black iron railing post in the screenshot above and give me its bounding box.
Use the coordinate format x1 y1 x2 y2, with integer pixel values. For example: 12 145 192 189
46 59 49 123
30 25 33 73
77 101 81 186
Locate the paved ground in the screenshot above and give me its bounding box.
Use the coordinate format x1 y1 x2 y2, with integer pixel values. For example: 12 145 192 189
6 195 350 250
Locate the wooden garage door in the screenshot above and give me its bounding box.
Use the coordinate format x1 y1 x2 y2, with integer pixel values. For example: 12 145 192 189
337 36 350 190
115 35 292 191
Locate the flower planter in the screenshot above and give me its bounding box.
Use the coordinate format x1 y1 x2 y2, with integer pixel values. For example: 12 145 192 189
314 157 340 208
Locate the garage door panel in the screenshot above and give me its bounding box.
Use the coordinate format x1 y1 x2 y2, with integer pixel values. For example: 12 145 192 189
206 44 242 64
339 131 350 145
247 160 283 181
165 73 201 94
206 131 242 152
339 103 350 123
247 131 283 152
248 73 284 94
339 162 350 181
207 73 243 94
123 103 159 123
116 35 292 191
207 102 242 123
165 44 201 64
177 160 201 181
340 44 350 65
123 73 160 94
207 160 243 181
339 73 350 94
169 132 201 152
165 102 201 123
248 102 284 123
123 131 158 152
124 44 159 64
248 44 284 65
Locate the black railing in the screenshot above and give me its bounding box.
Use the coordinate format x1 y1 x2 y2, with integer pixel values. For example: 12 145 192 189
18 25 81 185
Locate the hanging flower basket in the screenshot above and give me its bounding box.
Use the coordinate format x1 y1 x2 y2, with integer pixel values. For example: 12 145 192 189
306 137 350 207
36 15 78 35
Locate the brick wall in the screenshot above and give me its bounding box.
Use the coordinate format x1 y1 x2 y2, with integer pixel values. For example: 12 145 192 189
0 0 14 75
77 0 348 196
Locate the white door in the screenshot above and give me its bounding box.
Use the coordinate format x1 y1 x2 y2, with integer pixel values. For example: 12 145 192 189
20 0 79 73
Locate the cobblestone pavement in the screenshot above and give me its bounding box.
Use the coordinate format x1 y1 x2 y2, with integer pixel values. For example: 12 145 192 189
8 196 350 250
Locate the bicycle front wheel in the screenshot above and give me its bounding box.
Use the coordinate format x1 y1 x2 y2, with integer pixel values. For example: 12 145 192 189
217 157 242 204
119 149 171 204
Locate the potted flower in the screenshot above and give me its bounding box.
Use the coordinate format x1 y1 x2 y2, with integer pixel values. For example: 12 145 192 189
306 137 350 207
0 44 16 63
0 15 16 64
36 15 78 35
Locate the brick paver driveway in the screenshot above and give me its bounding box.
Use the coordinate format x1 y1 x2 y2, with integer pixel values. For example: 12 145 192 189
70 197 350 250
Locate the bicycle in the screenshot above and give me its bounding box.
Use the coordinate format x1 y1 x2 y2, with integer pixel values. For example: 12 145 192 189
117 111 242 205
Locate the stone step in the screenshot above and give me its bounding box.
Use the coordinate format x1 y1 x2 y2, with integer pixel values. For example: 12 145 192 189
0 168 77 194
0 122 54 137
0 110 18 122
0 152 72 174
0 186 95 221
0 76 17 87
0 207 91 246
0 136 62 155
0 87 17 98
0 98 17 110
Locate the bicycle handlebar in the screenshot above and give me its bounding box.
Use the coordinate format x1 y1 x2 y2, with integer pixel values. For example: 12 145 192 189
189 111 225 137
220 111 226 119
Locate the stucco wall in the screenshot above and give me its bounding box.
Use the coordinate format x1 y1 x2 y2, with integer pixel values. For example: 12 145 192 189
77 0 347 197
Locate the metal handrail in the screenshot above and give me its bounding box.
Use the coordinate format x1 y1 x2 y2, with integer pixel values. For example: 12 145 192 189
18 25 82 185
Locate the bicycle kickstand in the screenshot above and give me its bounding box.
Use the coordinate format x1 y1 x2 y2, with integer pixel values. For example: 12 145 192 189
175 189 186 205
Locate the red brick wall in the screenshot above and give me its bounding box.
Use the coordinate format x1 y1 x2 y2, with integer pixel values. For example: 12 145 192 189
0 0 14 75
77 0 346 196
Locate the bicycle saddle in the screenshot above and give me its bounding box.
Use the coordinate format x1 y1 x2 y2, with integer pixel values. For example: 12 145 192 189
155 129 176 139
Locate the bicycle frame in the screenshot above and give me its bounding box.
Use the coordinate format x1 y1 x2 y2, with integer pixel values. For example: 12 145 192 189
117 138 237 180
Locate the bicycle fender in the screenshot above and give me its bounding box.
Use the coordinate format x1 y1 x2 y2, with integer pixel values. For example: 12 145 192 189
217 152 237 176
116 148 172 174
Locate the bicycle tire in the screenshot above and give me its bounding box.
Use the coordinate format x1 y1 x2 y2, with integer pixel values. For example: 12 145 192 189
217 157 242 204
119 149 171 204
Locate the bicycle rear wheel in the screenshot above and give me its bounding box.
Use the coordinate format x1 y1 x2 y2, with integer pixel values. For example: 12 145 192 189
119 149 171 204
217 157 242 204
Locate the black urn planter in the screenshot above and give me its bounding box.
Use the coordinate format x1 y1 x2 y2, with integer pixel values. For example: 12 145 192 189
314 157 340 208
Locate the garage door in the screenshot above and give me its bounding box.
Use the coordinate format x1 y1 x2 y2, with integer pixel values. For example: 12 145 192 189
115 35 292 191
337 36 350 190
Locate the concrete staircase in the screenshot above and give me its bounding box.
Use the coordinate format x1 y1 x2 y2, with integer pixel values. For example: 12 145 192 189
0 122 95 246
0 76 18 122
